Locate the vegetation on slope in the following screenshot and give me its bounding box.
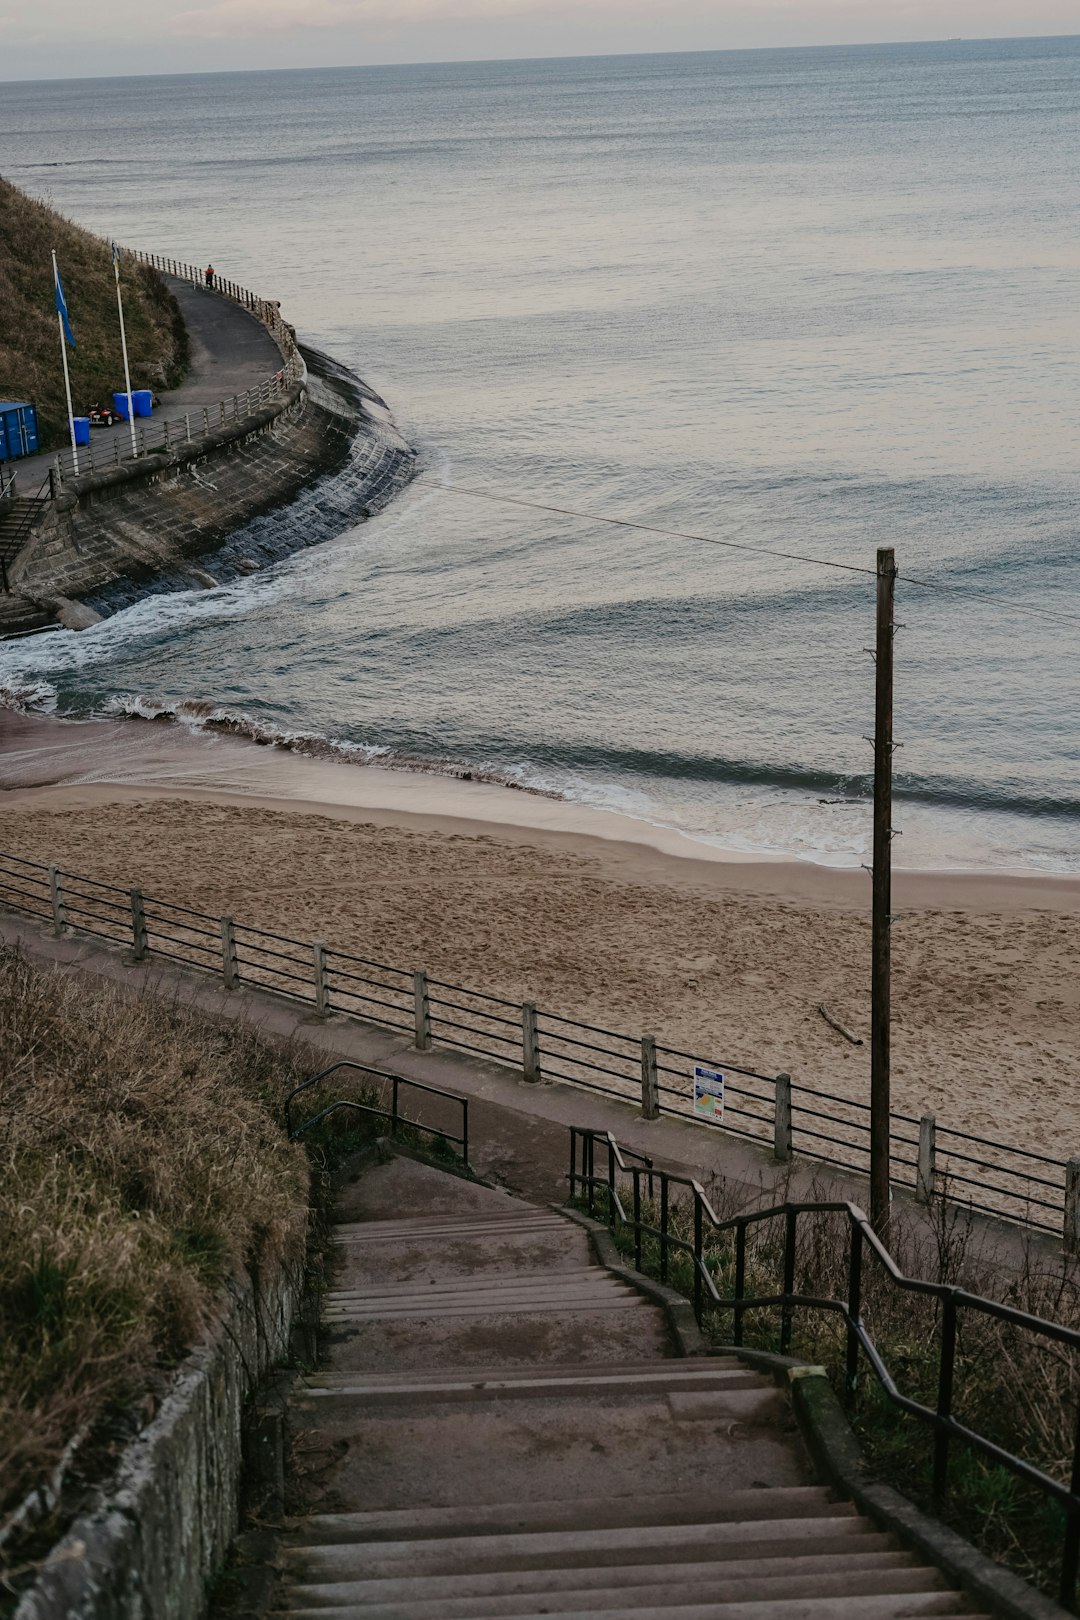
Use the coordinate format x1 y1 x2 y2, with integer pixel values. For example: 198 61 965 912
0 947 311 1529
0 178 189 451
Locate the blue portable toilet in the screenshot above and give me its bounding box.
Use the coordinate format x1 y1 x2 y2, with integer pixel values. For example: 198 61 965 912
0 402 40 461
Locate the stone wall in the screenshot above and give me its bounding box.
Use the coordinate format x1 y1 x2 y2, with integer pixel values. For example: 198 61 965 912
12 1255 302 1620
1 348 415 637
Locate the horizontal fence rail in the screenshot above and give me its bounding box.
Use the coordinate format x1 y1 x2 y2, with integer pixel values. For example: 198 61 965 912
0 846 1073 1248
568 1124 1080 1613
46 248 306 488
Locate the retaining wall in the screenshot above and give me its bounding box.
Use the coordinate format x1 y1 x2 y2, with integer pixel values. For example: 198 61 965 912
11 1255 302 1620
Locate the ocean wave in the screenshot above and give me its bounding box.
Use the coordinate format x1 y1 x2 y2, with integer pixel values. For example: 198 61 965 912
101 696 559 797
0 678 57 715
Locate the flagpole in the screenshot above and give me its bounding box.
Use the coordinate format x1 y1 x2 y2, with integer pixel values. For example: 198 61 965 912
112 244 138 459
52 249 79 476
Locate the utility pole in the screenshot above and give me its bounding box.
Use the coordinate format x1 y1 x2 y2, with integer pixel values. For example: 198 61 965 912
870 546 897 1236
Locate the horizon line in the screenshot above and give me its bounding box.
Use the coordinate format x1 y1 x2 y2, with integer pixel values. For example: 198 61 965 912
1 30 1078 88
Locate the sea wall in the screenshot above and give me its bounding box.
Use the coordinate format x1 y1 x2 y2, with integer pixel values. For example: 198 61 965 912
12 1256 302 1620
1 271 416 637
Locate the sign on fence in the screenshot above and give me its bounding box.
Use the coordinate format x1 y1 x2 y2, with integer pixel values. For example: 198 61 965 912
693 1064 725 1122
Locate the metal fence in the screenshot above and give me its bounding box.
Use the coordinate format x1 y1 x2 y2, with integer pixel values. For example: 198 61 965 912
46 249 306 488
0 846 1073 1247
569 1125 1080 1614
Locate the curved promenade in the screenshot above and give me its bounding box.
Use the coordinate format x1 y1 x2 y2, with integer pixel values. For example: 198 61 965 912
0 259 415 635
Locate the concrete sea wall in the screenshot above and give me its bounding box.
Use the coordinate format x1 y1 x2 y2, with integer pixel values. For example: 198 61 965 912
1 273 415 637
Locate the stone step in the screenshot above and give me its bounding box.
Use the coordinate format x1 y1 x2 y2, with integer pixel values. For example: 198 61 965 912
279 1560 957 1618
283 1516 889 1582
300 1356 744 1387
333 1228 594 1286
295 1364 766 1406
326 1266 604 1298
334 1216 572 1244
322 1293 648 1323
283 1485 844 1543
280 1597 984 1620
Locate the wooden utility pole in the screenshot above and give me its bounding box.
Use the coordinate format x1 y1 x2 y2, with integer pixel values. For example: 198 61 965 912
870 546 897 1236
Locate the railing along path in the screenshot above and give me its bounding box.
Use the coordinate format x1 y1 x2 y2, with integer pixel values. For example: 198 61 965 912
568 1124 1080 1613
45 250 306 488
0 847 1073 1247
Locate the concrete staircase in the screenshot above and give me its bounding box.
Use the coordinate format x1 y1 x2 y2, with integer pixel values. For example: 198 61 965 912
274 1156 989 1619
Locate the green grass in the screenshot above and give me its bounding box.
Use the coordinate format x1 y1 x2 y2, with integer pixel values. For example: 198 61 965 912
0 177 189 452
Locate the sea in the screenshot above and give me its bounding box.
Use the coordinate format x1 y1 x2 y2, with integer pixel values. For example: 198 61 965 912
1 37 1079 873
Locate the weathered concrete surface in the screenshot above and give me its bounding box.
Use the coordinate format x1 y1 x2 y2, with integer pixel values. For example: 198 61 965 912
12 1257 302 1620
274 1157 990 1618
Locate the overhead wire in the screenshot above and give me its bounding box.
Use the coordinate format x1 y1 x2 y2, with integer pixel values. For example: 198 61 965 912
415 476 1080 628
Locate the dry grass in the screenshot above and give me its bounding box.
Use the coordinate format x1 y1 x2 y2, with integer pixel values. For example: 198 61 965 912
0 947 311 1527
0 178 189 452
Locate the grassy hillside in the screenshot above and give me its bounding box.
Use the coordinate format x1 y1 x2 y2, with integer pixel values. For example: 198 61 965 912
0 178 189 451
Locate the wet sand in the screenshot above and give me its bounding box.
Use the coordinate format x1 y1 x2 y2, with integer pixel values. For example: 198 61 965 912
2 710 1079 1155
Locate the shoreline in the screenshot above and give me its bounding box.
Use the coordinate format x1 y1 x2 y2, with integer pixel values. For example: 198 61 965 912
3 710 1079 915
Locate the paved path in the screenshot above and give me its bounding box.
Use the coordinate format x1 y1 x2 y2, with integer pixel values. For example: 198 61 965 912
12 277 283 489
273 1154 987 1618
0 910 1049 1282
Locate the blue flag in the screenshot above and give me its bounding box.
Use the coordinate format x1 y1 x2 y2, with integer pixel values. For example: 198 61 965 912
111 240 121 267
54 264 76 347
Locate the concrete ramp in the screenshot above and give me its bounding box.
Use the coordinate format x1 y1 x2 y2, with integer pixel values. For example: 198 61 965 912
275 1156 989 1618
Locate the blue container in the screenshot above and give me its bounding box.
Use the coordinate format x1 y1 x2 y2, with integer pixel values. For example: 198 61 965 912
132 389 153 418
112 392 130 420
72 416 91 446
0 401 40 461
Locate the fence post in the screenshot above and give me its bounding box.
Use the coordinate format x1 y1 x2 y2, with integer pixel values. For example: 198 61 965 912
312 943 330 1015
185 412 191 443
640 1035 659 1120
130 888 149 961
220 915 239 989
522 1002 540 1082
774 1072 793 1162
1065 1161 1080 1257
163 420 170 450
413 969 432 1050
48 865 66 934
203 407 210 433
917 1114 937 1204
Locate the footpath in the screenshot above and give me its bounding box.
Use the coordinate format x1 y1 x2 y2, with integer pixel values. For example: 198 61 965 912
271 1150 987 1619
14 277 282 490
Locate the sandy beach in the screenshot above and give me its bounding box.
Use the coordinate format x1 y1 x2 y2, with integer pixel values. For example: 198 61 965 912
2 710 1078 1160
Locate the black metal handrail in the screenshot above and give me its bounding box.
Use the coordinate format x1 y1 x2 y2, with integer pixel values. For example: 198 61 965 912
569 1123 1080 1612
284 1059 469 1167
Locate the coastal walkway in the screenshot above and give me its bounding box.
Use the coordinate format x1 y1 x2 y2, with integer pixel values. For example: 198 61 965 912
275 1152 986 1618
12 275 282 490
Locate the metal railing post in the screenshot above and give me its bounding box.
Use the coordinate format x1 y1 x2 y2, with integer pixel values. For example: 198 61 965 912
48 865 66 934
933 1292 958 1510
185 412 191 443
1066 1161 1080 1257
845 1221 863 1401
917 1114 937 1204
220 915 239 989
129 888 149 961
659 1176 669 1283
633 1170 642 1269
313 942 330 1015
733 1219 746 1346
640 1034 659 1119
774 1072 793 1162
693 1190 704 1321
204 407 210 433
522 1001 540 1082
780 1208 797 1353
413 969 432 1050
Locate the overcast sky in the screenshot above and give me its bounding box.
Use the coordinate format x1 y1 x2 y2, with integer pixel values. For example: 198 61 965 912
1 0 1077 82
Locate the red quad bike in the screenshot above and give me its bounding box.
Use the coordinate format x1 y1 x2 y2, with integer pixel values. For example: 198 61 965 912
87 403 116 429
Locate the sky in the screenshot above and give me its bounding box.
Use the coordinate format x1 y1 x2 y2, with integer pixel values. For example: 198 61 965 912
0 0 1077 81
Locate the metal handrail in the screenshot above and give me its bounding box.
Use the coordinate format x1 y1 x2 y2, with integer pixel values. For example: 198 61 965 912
45 246 306 489
568 1123 1080 1612
284 1058 469 1167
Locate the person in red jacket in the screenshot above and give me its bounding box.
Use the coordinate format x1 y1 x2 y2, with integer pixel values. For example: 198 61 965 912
205 264 215 288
